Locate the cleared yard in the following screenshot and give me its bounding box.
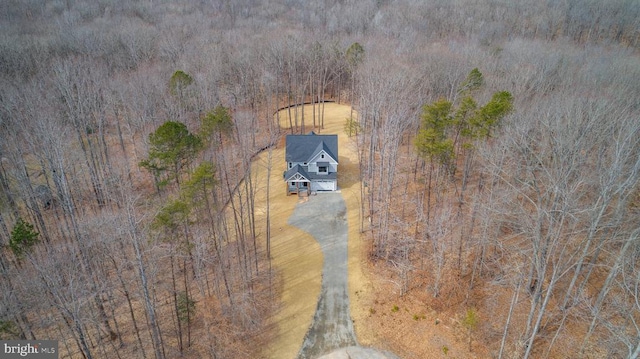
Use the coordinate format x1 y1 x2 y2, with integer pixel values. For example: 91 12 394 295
252 103 373 358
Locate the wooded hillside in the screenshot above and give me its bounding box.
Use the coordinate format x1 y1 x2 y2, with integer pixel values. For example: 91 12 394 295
1 1 639 358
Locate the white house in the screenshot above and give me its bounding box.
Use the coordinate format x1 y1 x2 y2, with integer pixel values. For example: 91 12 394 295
284 131 338 195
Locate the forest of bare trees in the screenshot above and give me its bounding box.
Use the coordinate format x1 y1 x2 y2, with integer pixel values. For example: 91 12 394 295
0 0 639 358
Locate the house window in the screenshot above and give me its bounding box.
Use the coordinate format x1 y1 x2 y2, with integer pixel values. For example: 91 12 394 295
303 162 307 165
319 166 327 173
289 162 292 169
321 154 325 159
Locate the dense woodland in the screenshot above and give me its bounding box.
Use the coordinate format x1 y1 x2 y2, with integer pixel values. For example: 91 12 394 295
1 0 639 358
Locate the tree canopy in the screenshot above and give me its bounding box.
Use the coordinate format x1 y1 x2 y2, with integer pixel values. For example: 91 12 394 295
169 70 194 97
415 69 514 167
140 121 201 188
415 98 455 166
181 162 217 208
346 42 365 69
200 106 234 144
9 217 39 259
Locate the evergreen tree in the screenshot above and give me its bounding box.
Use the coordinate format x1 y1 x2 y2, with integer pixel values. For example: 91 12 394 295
200 106 234 150
415 98 455 167
9 218 39 260
169 70 194 97
140 121 201 189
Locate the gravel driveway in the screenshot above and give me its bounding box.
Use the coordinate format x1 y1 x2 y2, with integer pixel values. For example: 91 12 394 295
289 193 399 359
289 193 357 359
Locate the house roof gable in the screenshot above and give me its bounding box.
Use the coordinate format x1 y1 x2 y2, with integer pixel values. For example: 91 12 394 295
285 133 338 163
284 164 310 182
308 141 337 164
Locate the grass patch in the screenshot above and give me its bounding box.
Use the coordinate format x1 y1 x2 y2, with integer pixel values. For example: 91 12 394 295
442 345 449 355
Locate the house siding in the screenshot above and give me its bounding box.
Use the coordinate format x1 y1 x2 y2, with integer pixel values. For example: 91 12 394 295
309 163 337 173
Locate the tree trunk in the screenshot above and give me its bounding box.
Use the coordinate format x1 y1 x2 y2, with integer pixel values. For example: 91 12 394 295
499 279 522 359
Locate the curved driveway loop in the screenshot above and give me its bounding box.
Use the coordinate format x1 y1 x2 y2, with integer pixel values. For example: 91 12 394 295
289 193 357 359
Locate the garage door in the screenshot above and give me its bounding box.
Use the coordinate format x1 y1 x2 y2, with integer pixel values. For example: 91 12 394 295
311 180 335 191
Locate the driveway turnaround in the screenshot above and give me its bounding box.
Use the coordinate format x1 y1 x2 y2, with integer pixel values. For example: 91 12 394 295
289 193 357 359
316 346 400 359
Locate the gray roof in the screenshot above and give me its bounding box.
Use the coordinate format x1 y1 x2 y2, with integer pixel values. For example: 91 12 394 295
284 164 310 181
285 133 338 163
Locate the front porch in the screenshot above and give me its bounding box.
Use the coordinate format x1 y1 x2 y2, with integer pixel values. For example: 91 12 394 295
287 181 310 196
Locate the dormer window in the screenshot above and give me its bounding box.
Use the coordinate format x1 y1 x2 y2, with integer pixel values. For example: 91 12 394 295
319 166 327 173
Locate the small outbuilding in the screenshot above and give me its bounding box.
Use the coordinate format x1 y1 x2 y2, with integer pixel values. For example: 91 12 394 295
284 131 338 195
